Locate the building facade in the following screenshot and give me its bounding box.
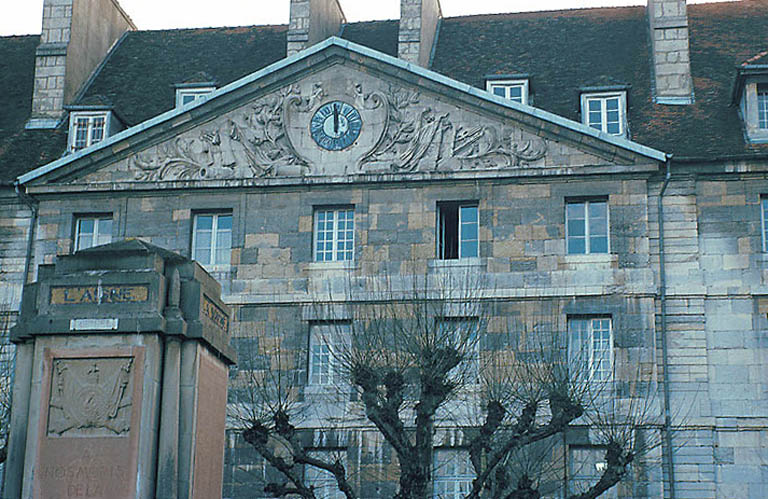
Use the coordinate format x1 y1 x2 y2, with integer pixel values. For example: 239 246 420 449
1 0 767 497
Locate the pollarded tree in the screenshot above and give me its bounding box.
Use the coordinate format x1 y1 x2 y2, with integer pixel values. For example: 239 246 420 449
230 269 663 499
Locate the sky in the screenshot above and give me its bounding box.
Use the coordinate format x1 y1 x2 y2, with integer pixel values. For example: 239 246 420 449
1 0 727 36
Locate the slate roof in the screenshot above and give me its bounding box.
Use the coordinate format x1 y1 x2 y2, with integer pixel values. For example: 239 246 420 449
1 0 767 184
0 35 68 184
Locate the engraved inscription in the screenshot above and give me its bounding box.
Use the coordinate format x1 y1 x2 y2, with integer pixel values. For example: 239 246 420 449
39 447 129 497
51 285 149 305
48 357 134 437
202 296 229 332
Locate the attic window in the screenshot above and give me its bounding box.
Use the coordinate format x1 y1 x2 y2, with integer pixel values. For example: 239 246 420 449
486 79 529 105
176 86 216 108
759 85 768 129
733 60 768 143
580 91 627 137
68 112 110 152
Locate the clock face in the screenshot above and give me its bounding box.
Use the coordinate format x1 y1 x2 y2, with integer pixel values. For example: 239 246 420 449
310 101 363 151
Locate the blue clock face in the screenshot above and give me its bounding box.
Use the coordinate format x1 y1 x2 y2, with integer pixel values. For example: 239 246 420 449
310 101 363 151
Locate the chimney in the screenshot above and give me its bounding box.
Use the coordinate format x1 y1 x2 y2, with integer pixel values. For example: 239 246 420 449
287 0 346 56
398 0 442 67
27 0 136 128
648 0 694 105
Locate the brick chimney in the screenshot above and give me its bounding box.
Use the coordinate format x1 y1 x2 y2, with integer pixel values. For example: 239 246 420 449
287 0 346 56
648 0 694 105
398 0 442 67
27 0 136 128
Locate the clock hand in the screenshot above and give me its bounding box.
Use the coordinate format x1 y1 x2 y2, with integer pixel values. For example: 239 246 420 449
333 104 339 134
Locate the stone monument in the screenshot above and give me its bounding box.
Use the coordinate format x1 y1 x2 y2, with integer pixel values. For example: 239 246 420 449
4 240 236 499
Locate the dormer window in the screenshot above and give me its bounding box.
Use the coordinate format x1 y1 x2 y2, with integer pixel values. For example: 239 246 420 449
175 86 216 108
68 112 110 152
733 54 768 143
758 84 768 129
580 91 627 137
486 78 529 105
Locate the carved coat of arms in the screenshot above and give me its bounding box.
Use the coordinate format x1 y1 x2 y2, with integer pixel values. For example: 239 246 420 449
47 357 134 437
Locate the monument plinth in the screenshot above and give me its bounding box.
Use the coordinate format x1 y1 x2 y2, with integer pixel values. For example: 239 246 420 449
5 240 236 499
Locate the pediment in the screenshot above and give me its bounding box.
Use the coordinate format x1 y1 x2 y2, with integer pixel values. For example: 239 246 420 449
23 39 663 189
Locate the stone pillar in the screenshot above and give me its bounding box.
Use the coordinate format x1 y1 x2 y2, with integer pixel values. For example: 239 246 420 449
28 0 136 128
648 0 694 105
398 0 442 67
287 0 346 56
3 240 236 499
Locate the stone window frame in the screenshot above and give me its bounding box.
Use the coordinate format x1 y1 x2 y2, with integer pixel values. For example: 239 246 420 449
736 75 768 144
436 316 481 385
191 211 233 269
437 201 479 260
433 448 474 498
313 206 355 263
568 445 618 498
307 322 350 388
486 78 530 105
73 214 113 252
565 197 610 255
68 111 110 152
304 448 347 499
567 316 613 383
175 85 217 108
761 197 768 252
580 91 628 137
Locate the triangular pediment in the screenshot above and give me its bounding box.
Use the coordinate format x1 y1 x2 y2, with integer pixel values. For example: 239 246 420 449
20 38 664 189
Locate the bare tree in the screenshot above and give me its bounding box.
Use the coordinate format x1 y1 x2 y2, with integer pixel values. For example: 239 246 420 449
0 311 15 464
230 269 663 499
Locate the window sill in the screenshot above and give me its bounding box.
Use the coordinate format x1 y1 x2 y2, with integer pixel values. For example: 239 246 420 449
428 258 485 270
304 384 352 400
307 261 357 271
562 253 617 269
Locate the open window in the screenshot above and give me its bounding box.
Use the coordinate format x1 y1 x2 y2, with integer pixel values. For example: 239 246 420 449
437 202 479 260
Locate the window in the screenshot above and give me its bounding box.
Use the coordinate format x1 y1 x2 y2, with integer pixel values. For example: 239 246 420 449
762 198 768 251
437 318 480 383
566 199 608 254
305 450 346 499
74 215 112 251
487 79 529 105
581 92 626 136
433 449 474 498
569 446 617 498
176 86 216 108
69 112 108 152
308 323 349 386
192 213 232 267
759 85 768 130
438 203 478 260
568 317 613 382
314 207 354 262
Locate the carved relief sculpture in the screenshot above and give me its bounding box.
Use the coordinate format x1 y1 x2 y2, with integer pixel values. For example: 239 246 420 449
359 85 548 172
127 77 548 181
47 357 134 437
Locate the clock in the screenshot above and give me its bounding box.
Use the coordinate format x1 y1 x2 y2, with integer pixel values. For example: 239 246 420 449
310 101 363 151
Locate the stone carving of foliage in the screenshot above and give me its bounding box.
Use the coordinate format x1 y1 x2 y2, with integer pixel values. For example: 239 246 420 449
360 85 548 172
48 357 134 437
130 85 314 181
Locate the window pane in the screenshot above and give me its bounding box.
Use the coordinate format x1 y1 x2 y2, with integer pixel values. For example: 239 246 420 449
91 117 105 144
509 86 523 102
217 215 232 230
492 87 505 97
567 219 585 237
590 236 608 253
588 100 601 112
568 237 586 254
196 215 213 230
433 450 474 499
78 218 94 235
759 88 768 129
